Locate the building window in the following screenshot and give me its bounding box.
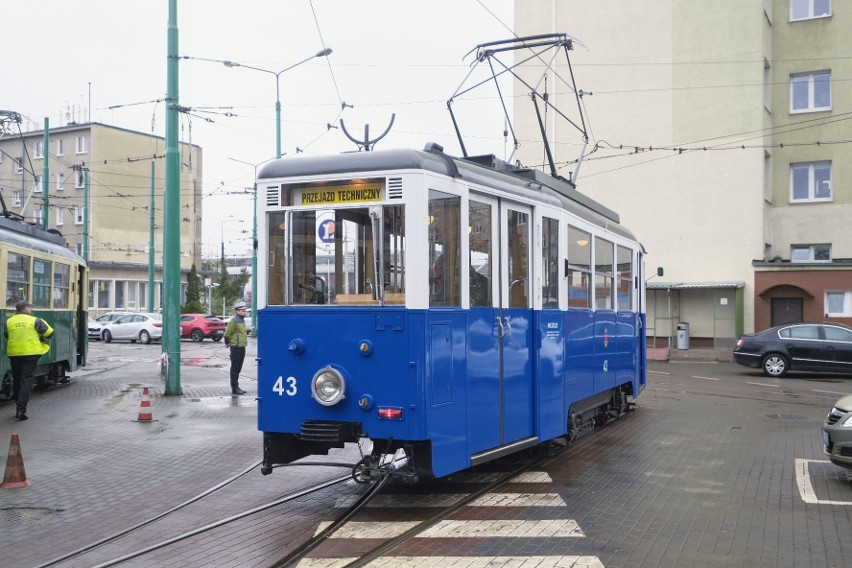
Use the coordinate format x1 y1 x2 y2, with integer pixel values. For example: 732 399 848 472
764 59 772 113
34 206 42 225
791 71 831 112
75 243 83 256
75 135 88 154
791 244 830 262
56 208 64 226
33 175 42 193
790 161 831 202
75 170 85 188
826 292 851 316
13 191 22 206
57 172 65 191
56 139 64 156
34 141 43 159
15 157 23 174
790 0 831 20
75 206 84 225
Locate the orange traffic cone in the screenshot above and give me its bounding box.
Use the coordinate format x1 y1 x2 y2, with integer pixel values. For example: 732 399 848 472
133 387 158 422
0 434 29 489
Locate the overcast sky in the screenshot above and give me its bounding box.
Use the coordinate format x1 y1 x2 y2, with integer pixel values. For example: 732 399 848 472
4 0 514 258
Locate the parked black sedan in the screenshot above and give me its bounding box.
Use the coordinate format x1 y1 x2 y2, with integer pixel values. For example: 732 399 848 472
733 322 852 377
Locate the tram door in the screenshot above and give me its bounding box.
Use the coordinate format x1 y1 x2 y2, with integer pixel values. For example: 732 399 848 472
499 202 534 442
468 197 534 455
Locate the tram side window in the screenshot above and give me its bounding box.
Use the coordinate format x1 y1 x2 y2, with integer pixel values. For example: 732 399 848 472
289 209 327 305
53 264 70 309
469 199 492 307
6 252 30 306
32 258 52 309
542 217 559 308
267 211 287 305
595 237 614 310
382 205 406 304
616 245 633 310
429 190 461 307
566 226 591 308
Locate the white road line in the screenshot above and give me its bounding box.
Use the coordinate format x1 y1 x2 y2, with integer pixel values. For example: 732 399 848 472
746 381 780 388
692 375 720 381
795 458 852 505
446 471 553 484
335 492 567 508
296 556 605 568
812 389 852 396
648 370 670 375
314 519 585 539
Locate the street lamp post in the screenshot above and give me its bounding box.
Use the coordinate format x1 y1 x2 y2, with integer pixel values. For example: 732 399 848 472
228 156 275 337
220 217 245 316
222 47 332 159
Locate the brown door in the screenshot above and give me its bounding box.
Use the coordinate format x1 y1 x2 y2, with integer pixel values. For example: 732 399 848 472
771 298 803 326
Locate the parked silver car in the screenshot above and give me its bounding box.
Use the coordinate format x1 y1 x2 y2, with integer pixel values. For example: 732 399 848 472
87 317 104 340
100 313 163 344
823 394 852 469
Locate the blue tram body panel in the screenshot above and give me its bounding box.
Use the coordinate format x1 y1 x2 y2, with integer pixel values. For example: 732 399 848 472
258 307 423 441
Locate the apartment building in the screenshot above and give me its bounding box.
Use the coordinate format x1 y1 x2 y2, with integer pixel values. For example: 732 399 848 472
0 121 203 315
513 0 851 347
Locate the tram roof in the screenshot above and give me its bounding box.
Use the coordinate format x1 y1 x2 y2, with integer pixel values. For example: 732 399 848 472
0 216 86 265
258 144 636 241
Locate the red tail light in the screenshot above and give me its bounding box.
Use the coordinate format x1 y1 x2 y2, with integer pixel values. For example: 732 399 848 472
378 407 403 420
154 323 162 327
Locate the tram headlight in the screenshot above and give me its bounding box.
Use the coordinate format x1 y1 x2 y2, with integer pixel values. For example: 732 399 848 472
311 366 346 406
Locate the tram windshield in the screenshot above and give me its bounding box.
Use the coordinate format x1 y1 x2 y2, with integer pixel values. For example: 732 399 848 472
267 205 405 306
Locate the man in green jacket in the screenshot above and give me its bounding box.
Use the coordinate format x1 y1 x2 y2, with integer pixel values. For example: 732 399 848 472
223 302 248 395
4 300 53 420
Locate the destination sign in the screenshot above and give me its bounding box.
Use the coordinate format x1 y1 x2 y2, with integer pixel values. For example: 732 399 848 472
301 184 382 205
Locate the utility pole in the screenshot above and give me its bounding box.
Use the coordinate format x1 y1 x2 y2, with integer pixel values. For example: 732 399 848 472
148 161 155 311
162 0 181 395
42 118 49 230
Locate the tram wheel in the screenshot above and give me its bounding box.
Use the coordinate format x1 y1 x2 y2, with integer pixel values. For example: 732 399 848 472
352 456 380 484
611 388 626 418
567 410 582 443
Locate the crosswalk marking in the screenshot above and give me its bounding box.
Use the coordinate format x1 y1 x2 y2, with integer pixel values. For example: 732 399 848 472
296 556 604 567
445 471 554 483
315 519 585 539
335 492 566 508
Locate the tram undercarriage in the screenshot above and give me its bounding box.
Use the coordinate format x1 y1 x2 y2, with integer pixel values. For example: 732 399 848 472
261 382 635 483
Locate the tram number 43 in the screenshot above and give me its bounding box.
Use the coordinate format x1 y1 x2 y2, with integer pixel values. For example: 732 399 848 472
273 376 298 396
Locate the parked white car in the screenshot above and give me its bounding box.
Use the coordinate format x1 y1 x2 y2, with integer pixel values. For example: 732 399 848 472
222 314 253 333
100 313 163 344
95 311 133 324
88 317 104 340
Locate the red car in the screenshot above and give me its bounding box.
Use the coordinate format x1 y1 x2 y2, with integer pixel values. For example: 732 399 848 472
179 314 225 342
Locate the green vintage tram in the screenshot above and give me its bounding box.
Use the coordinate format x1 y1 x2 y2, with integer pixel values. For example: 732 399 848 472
1 214 88 399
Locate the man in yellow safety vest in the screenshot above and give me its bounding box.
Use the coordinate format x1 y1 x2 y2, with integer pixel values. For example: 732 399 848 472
4 300 54 420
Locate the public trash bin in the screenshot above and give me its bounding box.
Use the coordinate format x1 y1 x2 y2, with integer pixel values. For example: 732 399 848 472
676 322 690 350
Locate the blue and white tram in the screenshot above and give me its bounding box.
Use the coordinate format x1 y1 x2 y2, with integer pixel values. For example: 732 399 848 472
256 143 647 481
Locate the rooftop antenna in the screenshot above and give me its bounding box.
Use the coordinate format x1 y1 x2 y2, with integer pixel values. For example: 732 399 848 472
340 114 395 151
0 110 22 138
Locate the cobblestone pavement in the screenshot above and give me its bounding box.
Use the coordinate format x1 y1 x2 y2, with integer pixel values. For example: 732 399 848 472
2 349 851 567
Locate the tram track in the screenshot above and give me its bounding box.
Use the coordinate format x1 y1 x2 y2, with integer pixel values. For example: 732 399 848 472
35 462 354 568
268 453 549 568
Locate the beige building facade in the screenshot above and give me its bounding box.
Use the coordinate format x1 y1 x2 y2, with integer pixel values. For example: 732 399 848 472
0 122 202 316
513 0 852 348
